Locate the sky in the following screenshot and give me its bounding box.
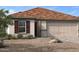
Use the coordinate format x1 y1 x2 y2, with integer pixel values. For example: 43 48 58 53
0 6 79 16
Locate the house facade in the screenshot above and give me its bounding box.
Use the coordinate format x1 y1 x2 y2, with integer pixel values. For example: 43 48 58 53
7 7 79 43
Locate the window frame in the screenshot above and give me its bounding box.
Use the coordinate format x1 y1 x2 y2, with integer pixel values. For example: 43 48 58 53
18 20 26 33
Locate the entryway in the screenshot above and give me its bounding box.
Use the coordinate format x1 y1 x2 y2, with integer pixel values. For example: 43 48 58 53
35 21 41 37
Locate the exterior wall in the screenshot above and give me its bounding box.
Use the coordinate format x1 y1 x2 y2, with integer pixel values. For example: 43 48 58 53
30 20 35 37
41 30 48 37
6 20 15 35
47 21 79 43
41 21 47 30
41 21 48 37
77 22 79 40
6 25 15 35
6 20 35 37
6 19 79 43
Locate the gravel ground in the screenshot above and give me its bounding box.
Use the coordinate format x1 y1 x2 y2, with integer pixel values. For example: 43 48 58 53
0 38 79 52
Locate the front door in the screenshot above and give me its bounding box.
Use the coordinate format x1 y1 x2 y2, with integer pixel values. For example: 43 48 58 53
35 21 41 37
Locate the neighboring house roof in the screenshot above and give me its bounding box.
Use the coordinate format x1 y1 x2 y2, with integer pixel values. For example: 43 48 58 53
10 7 78 20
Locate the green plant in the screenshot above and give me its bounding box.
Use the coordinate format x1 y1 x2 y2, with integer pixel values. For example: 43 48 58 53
0 39 5 48
6 34 17 40
25 34 35 39
17 34 23 39
0 32 7 38
6 34 12 40
0 9 12 38
11 36 17 39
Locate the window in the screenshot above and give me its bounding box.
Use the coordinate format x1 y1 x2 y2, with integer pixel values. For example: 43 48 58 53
15 20 30 33
18 20 26 32
18 27 25 32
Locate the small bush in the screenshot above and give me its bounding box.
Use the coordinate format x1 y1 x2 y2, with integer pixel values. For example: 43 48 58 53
12 36 17 39
6 34 17 40
6 34 35 39
0 32 7 37
0 39 4 48
6 34 12 40
17 34 23 39
23 34 35 39
0 32 7 38
27 34 34 39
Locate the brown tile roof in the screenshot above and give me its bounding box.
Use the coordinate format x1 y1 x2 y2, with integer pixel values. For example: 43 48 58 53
10 7 78 20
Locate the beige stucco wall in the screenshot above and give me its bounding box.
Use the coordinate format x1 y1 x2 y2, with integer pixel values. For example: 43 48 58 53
41 21 48 37
77 22 79 39
7 20 35 37
30 20 35 37
7 20 79 43
41 21 47 30
47 21 79 43
6 25 15 35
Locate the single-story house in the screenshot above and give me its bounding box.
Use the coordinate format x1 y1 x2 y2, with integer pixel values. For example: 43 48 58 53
7 7 79 42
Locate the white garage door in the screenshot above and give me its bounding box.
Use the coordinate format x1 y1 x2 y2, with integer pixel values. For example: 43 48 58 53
48 21 78 42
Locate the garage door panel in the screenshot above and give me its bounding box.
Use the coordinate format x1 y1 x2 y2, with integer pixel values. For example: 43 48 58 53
47 21 78 41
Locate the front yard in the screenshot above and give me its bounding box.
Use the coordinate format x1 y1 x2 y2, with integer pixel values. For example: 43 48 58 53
0 38 79 52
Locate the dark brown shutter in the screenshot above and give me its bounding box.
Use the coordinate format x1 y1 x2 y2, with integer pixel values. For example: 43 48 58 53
26 21 30 33
15 21 18 33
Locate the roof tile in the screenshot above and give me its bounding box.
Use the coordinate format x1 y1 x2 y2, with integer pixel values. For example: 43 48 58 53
10 7 78 20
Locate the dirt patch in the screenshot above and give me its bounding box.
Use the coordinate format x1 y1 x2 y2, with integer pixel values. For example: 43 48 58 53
0 39 79 52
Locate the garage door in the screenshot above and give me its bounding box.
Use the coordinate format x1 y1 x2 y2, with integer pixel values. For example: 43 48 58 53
47 21 78 42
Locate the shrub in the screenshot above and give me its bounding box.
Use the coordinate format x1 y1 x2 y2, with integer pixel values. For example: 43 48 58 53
27 34 34 39
6 34 12 40
11 36 17 39
0 32 7 38
0 39 4 48
23 34 35 39
17 34 23 39
0 32 7 47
